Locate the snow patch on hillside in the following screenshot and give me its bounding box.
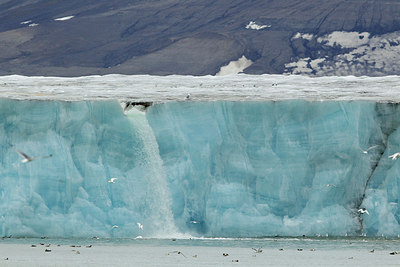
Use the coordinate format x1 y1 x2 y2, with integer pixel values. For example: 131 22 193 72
317 31 370 48
54 16 74 21
292 32 314 41
285 31 400 76
216 55 253 76
245 21 271 30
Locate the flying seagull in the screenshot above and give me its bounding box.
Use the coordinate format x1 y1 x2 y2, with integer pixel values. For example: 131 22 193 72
358 208 369 215
389 153 400 160
14 148 52 163
361 145 379 154
108 178 118 183
137 222 143 230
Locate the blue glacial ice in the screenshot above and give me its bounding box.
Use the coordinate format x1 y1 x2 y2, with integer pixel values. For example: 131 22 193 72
0 100 176 238
147 101 387 237
1 96 400 238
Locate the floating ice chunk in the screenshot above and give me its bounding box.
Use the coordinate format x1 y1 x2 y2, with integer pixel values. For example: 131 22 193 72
216 55 253 76
54 15 74 21
245 21 271 30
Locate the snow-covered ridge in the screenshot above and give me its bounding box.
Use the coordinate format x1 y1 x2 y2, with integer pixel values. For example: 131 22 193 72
0 74 400 102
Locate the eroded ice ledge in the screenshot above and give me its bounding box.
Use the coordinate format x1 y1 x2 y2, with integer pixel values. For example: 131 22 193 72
0 74 400 102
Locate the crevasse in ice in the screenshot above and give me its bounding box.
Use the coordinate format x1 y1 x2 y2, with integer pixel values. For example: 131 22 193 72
0 98 400 238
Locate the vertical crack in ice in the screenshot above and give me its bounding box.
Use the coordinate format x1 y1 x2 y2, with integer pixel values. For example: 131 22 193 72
355 146 386 234
354 102 400 234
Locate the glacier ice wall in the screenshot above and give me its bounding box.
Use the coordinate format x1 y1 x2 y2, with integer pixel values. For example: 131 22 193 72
1 98 400 238
0 99 176 238
146 101 390 237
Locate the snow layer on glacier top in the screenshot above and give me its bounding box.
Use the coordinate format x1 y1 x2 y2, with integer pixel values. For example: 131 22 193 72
0 74 399 102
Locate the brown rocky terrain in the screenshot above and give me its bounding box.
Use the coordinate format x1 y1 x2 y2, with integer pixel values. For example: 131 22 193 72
0 0 400 76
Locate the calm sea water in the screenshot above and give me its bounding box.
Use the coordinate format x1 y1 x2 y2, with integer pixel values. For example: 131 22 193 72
1 237 399 266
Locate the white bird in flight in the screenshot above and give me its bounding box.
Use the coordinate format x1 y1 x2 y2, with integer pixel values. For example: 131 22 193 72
14 148 52 163
358 208 369 215
112 225 119 229
137 222 143 230
108 178 118 183
361 145 379 154
388 153 400 160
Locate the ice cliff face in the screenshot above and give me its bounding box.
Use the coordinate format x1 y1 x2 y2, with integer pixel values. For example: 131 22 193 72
1 99 400 238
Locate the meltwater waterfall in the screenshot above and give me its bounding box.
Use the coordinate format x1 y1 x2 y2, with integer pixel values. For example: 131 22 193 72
124 108 177 237
0 100 176 238
1 98 400 238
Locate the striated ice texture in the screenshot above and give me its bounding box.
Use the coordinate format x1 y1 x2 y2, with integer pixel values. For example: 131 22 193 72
147 101 390 237
1 97 400 238
0 99 176 238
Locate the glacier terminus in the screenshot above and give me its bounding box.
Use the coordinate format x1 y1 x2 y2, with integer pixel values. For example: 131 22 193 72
0 74 400 238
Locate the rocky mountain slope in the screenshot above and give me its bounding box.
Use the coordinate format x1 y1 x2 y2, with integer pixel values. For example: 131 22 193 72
0 0 400 76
